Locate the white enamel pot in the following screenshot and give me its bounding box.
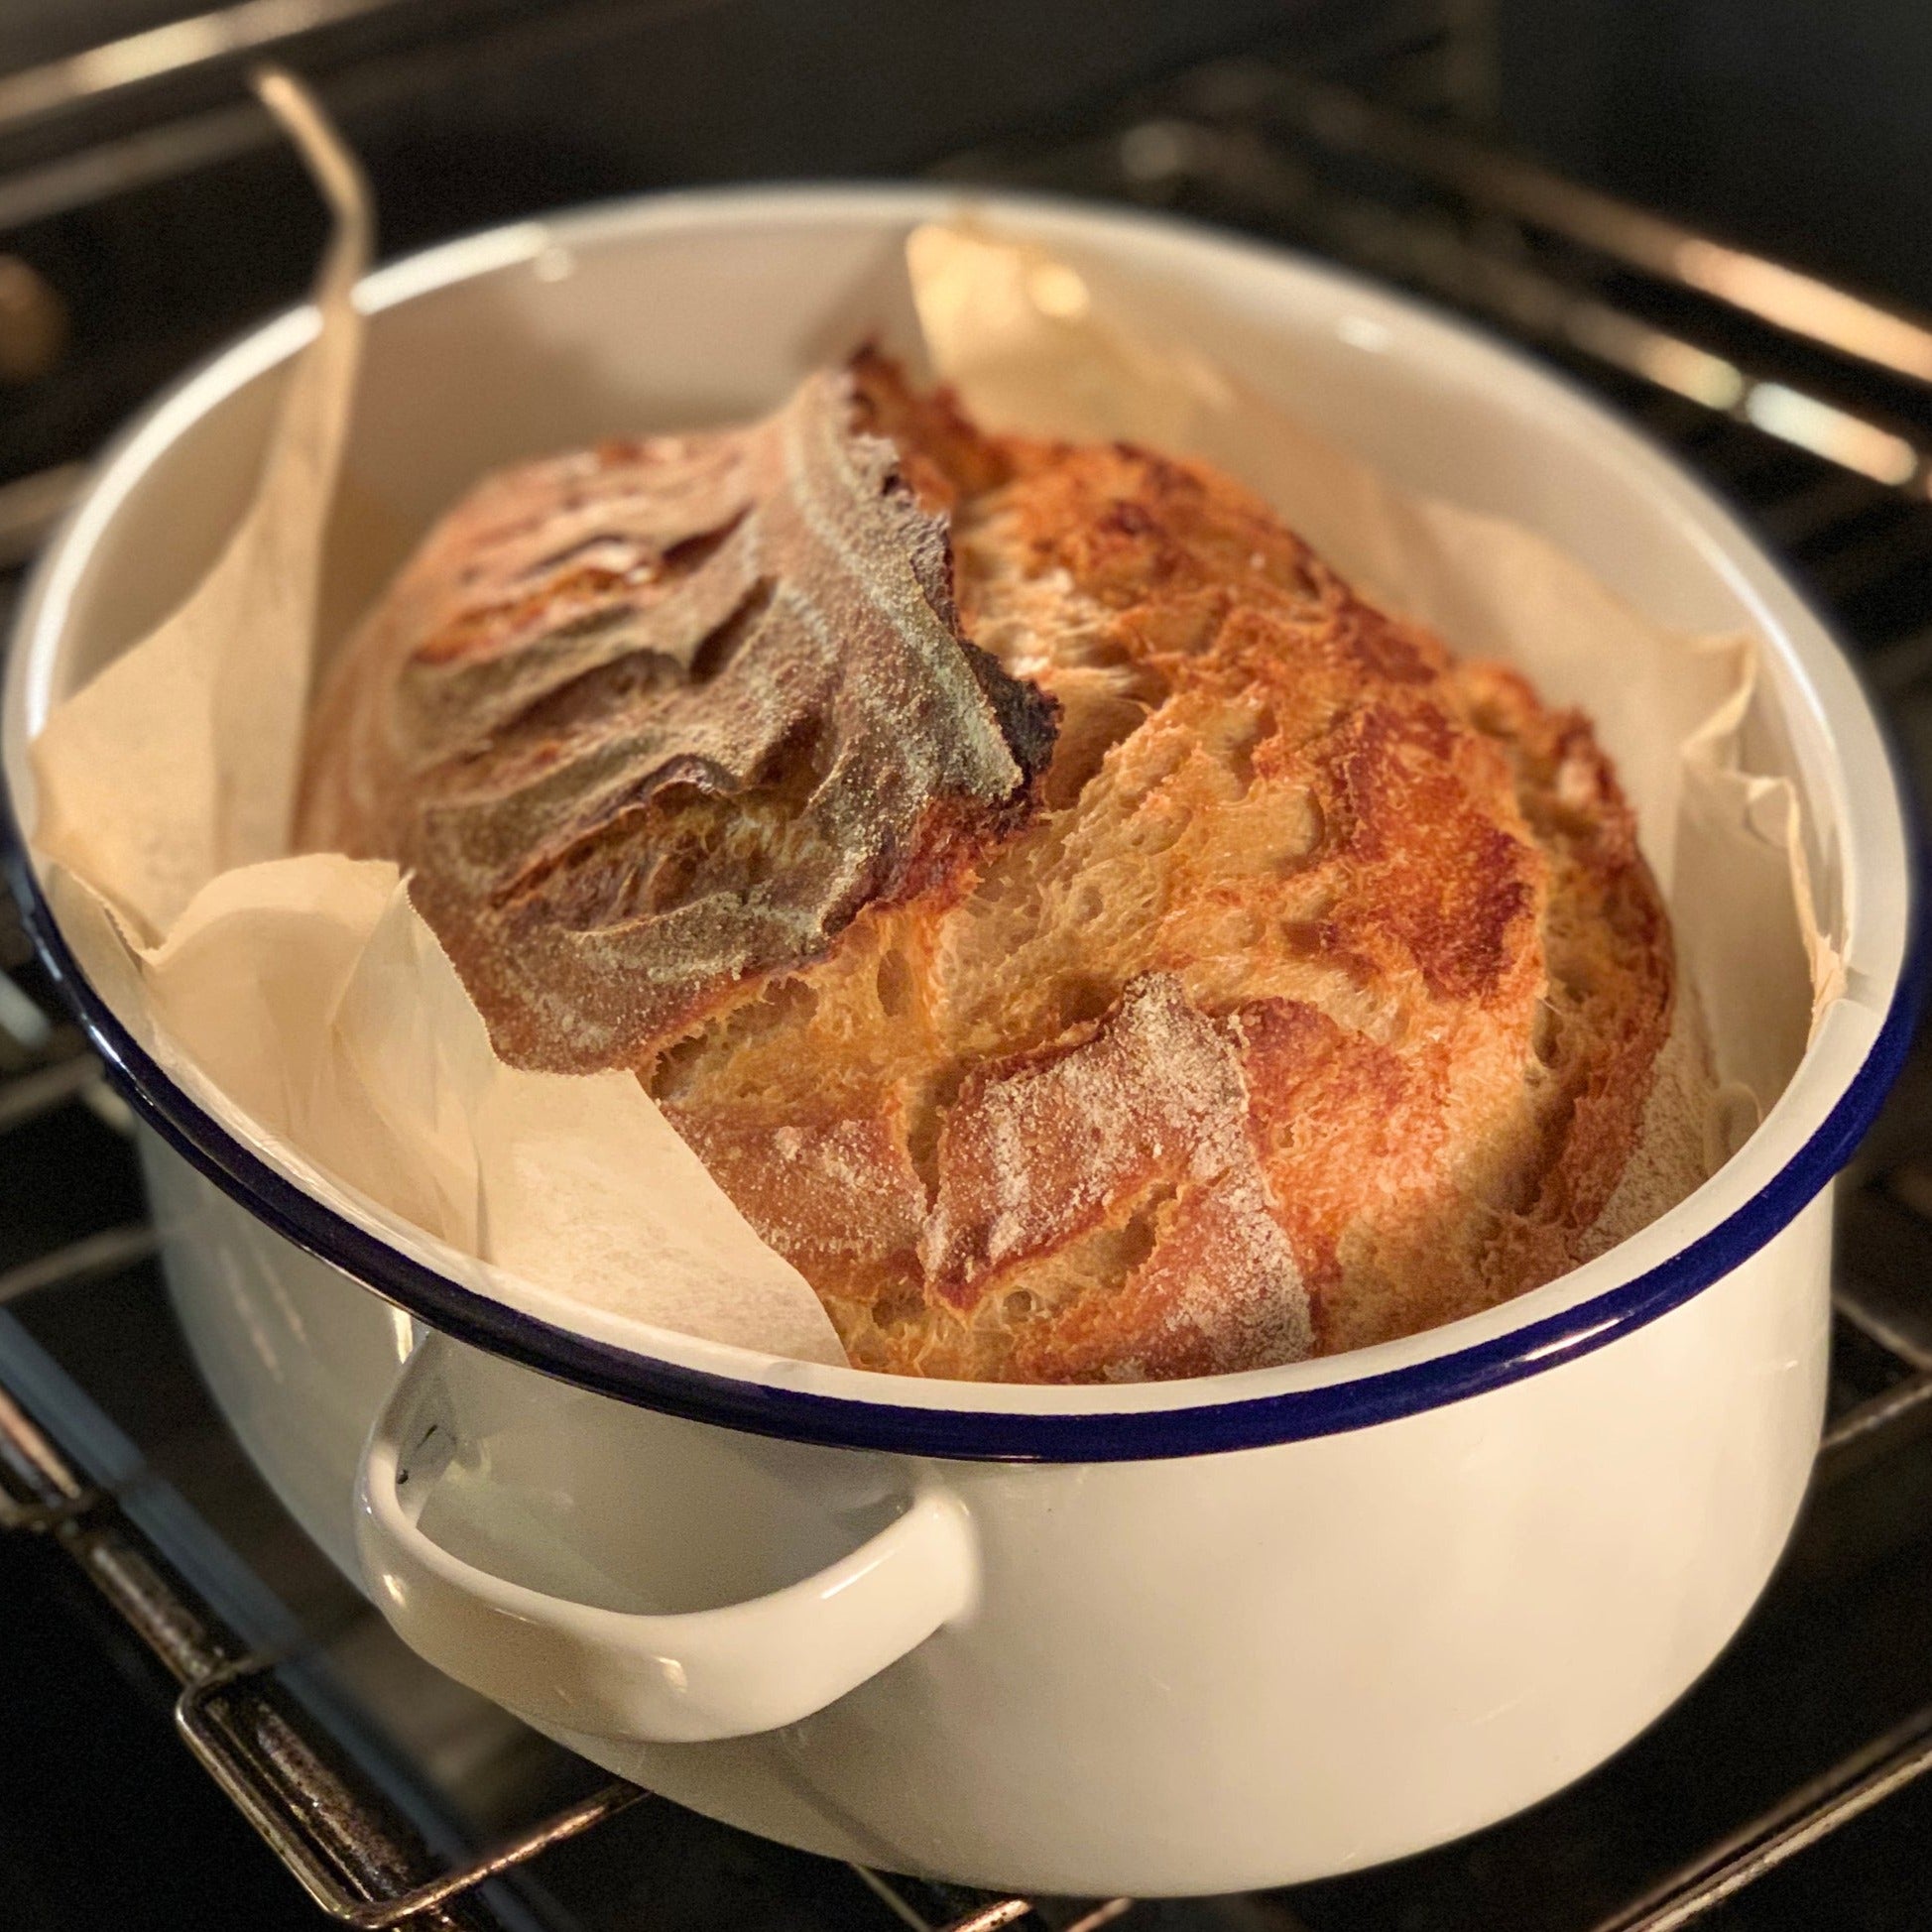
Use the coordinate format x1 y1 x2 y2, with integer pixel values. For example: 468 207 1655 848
2 187 1918 1897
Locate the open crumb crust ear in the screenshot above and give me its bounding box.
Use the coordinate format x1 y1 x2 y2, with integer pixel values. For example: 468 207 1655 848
298 360 1057 1073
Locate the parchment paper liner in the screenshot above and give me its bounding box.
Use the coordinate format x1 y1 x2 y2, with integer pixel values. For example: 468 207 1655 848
24 79 1842 1372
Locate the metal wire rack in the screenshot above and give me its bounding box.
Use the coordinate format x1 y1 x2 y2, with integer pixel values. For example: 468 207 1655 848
4 7 1932 1930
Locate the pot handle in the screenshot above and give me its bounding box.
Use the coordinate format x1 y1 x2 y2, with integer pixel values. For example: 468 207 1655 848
352 1331 978 1744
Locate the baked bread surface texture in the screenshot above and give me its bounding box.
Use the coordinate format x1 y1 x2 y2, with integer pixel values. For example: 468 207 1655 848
300 354 1683 1382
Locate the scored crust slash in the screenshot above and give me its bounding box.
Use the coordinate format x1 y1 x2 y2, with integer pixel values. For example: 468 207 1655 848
300 348 1697 1383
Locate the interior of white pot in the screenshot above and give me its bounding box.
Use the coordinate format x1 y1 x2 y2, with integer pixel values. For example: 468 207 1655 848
3 187 1909 1416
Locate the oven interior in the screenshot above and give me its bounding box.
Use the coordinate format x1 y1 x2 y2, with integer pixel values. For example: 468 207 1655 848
3 6 1932 1929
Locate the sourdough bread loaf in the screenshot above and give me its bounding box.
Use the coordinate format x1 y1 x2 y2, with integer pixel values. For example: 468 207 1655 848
300 353 1700 1381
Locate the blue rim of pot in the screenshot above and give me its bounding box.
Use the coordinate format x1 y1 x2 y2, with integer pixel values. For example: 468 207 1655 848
2 748 1920 1461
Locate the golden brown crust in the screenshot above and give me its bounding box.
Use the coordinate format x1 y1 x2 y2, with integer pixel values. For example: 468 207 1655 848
302 354 1682 1382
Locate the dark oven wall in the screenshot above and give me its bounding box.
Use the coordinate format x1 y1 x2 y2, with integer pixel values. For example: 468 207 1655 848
8 0 1932 493
0 0 1317 487
1498 0 1932 313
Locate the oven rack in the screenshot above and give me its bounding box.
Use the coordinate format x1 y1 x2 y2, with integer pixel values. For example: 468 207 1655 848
3 13 1932 1930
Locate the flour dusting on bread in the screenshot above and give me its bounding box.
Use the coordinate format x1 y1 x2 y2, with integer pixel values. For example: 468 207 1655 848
300 366 1055 1073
